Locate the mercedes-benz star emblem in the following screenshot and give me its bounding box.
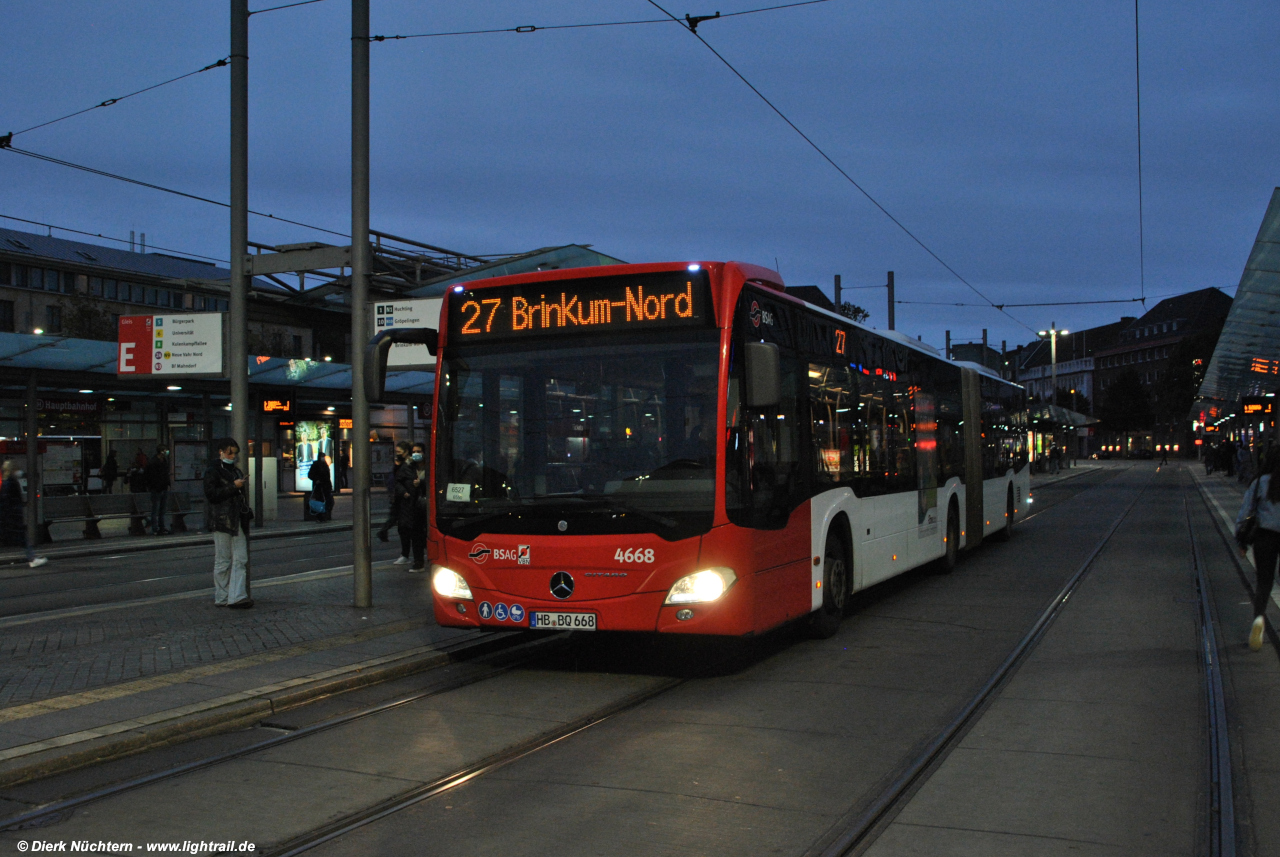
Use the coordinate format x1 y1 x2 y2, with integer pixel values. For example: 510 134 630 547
550 571 574 600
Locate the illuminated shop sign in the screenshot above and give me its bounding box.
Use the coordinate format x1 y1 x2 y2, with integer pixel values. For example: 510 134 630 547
448 272 711 342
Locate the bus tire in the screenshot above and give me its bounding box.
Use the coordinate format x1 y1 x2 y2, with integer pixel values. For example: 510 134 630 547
995 486 1014 542
810 530 848 639
938 500 960 573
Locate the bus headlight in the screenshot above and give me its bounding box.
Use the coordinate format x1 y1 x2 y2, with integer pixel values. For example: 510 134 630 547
432 566 473 600
665 568 736 604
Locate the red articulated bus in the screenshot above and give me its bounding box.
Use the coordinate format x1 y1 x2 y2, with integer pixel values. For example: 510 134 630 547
368 261 1029 638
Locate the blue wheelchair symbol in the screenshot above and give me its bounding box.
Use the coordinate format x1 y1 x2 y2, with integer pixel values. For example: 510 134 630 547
494 603 509 621
478 601 493 620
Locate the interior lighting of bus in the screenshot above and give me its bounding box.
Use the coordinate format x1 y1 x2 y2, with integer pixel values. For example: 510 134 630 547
450 272 709 341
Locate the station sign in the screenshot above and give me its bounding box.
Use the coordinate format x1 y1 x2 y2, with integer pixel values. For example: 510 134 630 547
117 313 225 377
262 398 293 414
371 298 441 369
1242 396 1275 418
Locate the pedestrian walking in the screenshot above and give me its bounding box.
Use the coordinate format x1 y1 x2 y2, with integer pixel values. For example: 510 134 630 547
378 442 410 544
1237 454 1280 651
204 438 254 608
0 460 47 568
145 445 172 535
100 449 119 494
1160 446 1168 465
308 454 334 522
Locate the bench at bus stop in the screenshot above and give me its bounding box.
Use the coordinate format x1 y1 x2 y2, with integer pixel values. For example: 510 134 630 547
39 491 196 542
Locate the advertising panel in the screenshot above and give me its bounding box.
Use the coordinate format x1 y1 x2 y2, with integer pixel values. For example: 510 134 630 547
117 313 224 376
371 299 441 368
294 420 335 493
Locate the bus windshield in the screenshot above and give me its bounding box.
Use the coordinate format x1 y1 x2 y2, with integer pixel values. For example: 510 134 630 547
435 330 721 540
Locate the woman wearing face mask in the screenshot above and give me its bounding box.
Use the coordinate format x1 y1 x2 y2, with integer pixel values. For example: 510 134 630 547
399 443 428 572
1 460 48 568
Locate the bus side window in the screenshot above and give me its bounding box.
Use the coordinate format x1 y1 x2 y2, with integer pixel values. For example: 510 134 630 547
809 362 856 489
742 351 802 528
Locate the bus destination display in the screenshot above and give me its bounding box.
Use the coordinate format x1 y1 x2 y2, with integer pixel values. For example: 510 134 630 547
449 271 710 341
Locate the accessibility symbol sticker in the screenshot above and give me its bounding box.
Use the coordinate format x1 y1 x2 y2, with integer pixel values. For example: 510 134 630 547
509 604 525 623
494 603 509 621
478 601 493 620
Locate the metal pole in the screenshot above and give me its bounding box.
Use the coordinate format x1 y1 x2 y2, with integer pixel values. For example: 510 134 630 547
254 396 264 528
833 274 841 311
981 329 988 370
25 373 38 550
1050 322 1058 408
230 0 250 453
945 330 951 361
351 0 373 607
886 271 895 331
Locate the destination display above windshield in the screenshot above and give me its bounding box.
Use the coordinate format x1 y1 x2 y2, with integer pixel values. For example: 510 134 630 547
448 271 711 341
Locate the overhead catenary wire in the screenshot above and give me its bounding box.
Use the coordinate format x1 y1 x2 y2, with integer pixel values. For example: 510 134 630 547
250 0 326 15
1134 0 1146 303
368 0 831 41
0 213 229 264
898 297 1149 309
6 58 230 139
642 0 1037 334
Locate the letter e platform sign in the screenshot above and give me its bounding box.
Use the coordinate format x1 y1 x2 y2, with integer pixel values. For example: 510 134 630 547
117 313 225 377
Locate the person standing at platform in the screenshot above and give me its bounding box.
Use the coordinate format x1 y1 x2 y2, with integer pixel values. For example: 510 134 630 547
379 441 410 547
145 445 171 535
1238 455 1280 651
0 460 47 568
406 442 428 572
308 453 334 522
205 438 253 609
100 449 119 494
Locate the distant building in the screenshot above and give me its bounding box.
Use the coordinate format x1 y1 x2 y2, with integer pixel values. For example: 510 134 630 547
1094 288 1231 396
1015 318 1131 414
949 342 1002 374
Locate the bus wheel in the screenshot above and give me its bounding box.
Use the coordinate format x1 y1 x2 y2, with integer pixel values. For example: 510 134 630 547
995 487 1015 542
938 502 960 573
810 531 848 639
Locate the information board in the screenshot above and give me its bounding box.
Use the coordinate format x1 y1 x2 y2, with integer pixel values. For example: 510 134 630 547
371 299 441 368
117 313 224 376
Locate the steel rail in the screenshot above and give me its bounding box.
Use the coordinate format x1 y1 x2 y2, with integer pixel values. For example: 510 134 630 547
0 631 564 832
1184 482 1237 857
814 470 1151 856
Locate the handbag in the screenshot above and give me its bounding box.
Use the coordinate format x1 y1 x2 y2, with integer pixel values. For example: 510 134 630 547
309 497 327 515
1236 480 1262 548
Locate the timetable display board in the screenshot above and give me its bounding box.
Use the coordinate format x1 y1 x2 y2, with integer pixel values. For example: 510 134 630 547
117 313 224 376
447 271 712 343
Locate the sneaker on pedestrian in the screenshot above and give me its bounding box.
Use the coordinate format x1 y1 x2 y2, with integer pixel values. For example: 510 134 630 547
1250 616 1265 651
28 556 48 568
408 565 426 573
393 555 411 565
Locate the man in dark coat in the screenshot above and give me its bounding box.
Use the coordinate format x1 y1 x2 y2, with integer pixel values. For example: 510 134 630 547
145 445 171 535
308 454 334 522
100 450 119 494
399 442 428 571
378 442 410 544
1 460 46 568
204 438 252 608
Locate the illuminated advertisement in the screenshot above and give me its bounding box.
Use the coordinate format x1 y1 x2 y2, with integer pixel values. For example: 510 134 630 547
294 420 335 493
447 271 711 342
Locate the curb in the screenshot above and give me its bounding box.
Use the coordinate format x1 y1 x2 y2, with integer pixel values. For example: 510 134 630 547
0 629 528 789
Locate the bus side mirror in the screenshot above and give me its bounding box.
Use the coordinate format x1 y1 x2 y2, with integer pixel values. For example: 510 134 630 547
364 327 438 403
744 341 780 408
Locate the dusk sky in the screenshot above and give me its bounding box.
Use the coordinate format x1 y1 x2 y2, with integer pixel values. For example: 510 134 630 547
3 1 1277 351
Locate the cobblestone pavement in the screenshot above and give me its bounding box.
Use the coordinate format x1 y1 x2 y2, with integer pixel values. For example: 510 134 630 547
0 565 435 709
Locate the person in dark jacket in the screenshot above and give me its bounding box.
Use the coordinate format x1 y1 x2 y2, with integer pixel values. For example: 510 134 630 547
0 460 47 568
204 438 252 608
378 442 410 544
145 445 172 535
129 448 149 493
100 450 119 494
308 454 334 522
405 442 428 571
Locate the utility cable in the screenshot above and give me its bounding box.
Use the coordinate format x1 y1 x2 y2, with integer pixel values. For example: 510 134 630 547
368 1 830 41
6 58 230 139
0 213 229 263
643 0 1036 334
1 145 351 240
1134 0 1146 303
898 297 1148 309
250 0 326 15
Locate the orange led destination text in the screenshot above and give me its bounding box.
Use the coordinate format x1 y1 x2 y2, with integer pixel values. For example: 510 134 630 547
459 281 696 336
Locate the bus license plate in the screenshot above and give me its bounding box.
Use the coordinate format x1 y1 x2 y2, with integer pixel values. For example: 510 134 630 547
530 611 597 631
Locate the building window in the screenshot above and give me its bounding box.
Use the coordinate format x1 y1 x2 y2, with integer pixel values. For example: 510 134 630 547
105 279 118 300
0 300 13 332
46 269 60 292
0 263 10 286
159 290 171 308
120 282 134 302
46 305 63 334
145 287 158 306
90 277 103 296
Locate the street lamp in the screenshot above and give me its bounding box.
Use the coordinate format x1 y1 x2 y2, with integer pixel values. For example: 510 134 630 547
1036 322 1069 408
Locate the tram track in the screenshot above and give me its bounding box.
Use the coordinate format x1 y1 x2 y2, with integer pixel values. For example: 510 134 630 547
0 462 1158 854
